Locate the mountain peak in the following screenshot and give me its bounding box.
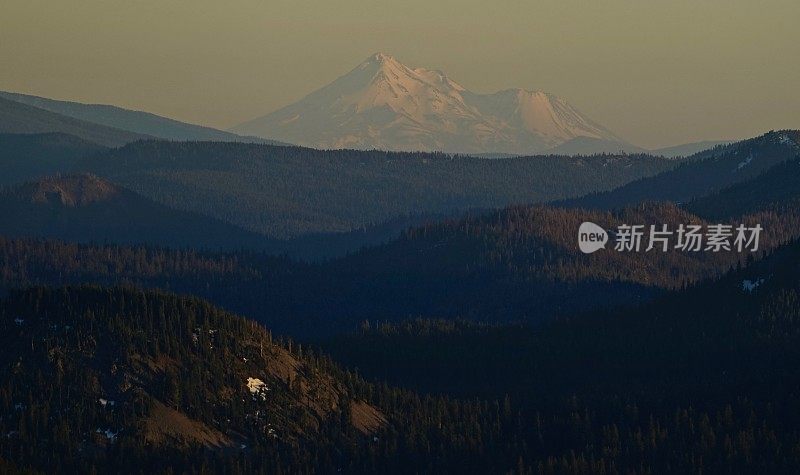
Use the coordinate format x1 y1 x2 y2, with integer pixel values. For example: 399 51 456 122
358 53 408 76
366 52 398 64
233 55 626 154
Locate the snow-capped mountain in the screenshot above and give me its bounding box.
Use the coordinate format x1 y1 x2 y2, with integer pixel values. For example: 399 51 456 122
232 53 628 154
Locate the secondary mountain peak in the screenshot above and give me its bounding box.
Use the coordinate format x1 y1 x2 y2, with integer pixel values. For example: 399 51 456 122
232 54 627 154
0 173 284 250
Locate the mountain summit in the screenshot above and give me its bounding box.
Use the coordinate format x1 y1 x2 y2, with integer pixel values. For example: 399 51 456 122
232 53 626 154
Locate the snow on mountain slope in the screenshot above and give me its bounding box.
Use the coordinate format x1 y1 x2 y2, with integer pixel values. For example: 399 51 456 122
232 53 626 154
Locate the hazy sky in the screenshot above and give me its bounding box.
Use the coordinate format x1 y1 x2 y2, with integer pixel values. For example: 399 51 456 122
1 0 798 148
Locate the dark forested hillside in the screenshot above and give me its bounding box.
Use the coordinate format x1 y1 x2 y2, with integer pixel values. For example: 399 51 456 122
560 130 800 210
324 231 800 398
0 286 385 473
313 239 800 473
306 202 800 332
0 200 798 337
75 140 674 238
687 157 800 220
0 133 107 187
4 245 800 473
0 125 798 472
0 174 284 251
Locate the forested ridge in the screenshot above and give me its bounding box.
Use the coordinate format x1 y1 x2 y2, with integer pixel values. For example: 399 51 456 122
1 199 798 337
3 236 800 472
318 238 800 473
1 125 800 473
0 174 284 251
75 139 673 238
559 131 800 210
322 239 800 398
686 158 800 220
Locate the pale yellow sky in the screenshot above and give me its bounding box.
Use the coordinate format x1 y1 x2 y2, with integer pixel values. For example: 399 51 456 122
1 0 797 148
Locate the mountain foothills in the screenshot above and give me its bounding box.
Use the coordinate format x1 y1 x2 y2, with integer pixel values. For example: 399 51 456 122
74 140 671 239
0 287 433 473
1 79 800 472
3 239 800 472
317 238 800 470
0 130 795 336
0 174 285 251
560 130 800 210
686 157 800 220
0 193 798 337
322 237 800 400
232 53 629 154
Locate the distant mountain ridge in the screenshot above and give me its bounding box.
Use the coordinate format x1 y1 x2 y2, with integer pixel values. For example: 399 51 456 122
232 53 630 154
1 86 734 157
0 90 282 144
0 96 148 146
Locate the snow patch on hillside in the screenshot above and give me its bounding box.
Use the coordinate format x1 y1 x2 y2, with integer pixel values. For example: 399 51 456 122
247 377 270 400
98 398 115 407
96 428 118 442
736 153 754 170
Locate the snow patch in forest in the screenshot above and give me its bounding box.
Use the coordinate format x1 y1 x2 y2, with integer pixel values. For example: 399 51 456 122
247 377 269 400
742 279 764 292
96 428 118 441
98 398 115 407
736 153 753 170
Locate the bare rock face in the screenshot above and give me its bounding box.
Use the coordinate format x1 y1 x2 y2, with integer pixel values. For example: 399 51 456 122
27 174 120 207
